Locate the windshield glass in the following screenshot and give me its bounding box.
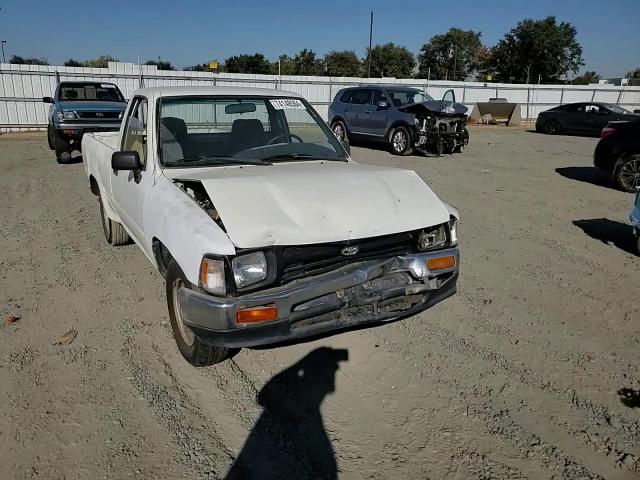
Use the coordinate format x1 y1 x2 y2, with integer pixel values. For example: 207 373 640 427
386 89 434 107
158 96 347 167
606 104 632 114
58 83 124 102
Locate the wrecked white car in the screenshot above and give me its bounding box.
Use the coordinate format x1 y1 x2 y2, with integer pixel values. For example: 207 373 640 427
83 86 460 366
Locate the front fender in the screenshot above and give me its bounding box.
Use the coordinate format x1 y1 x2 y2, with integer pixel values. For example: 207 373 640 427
143 175 236 285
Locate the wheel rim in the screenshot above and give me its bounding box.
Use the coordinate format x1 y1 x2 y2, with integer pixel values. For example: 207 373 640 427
173 278 195 347
545 122 557 134
619 158 640 190
393 130 407 152
333 123 345 141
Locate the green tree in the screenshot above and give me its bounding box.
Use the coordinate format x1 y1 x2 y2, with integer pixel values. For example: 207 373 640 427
9 55 49 65
84 55 119 68
571 70 600 85
324 50 362 77
491 16 584 84
269 55 296 75
223 53 271 74
64 59 84 67
144 59 175 70
293 49 324 75
626 68 640 79
364 43 415 78
418 28 485 81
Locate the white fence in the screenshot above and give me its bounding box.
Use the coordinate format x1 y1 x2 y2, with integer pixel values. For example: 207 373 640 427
2 61 640 132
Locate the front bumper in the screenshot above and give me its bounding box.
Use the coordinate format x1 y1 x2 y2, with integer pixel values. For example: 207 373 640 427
178 249 459 348
55 122 121 139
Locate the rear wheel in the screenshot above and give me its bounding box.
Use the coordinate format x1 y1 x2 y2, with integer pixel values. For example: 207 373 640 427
389 126 412 156
166 259 233 366
615 154 640 193
331 120 347 142
99 195 130 246
543 120 561 135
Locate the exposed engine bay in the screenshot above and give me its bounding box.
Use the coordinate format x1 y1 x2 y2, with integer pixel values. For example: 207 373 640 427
400 100 469 155
174 180 226 231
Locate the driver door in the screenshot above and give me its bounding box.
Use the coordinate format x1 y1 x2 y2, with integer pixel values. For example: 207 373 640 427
111 96 150 245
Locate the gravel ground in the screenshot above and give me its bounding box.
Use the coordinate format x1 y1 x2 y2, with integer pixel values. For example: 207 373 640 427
0 127 638 480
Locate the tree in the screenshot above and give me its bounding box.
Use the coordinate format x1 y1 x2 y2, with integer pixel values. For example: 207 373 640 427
145 59 175 70
491 16 584 83
9 55 49 65
324 50 362 77
269 55 296 75
418 28 485 81
64 59 84 67
626 68 640 79
293 49 324 76
223 53 271 74
364 43 415 78
571 71 600 85
83 55 119 68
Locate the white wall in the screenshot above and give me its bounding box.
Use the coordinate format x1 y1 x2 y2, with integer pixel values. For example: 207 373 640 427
2 61 640 132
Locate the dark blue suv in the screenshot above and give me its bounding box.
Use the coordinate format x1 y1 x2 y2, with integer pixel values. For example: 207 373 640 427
328 85 468 156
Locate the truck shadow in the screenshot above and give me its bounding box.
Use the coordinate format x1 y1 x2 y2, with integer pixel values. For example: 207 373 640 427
224 347 348 480
572 219 636 255
556 167 617 190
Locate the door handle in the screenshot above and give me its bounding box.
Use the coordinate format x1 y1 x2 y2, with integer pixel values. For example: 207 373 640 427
365 110 372 114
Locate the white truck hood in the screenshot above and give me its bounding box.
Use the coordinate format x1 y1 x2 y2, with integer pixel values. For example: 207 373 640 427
170 161 450 248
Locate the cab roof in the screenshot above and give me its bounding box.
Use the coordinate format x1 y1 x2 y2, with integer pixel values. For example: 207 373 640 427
132 86 303 98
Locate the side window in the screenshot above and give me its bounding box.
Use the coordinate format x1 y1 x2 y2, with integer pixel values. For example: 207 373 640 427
122 98 148 166
340 90 354 103
351 89 372 105
371 90 389 105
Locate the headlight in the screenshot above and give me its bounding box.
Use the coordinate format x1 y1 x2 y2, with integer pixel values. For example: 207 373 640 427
200 258 226 295
418 224 448 251
449 216 458 246
232 251 267 288
57 111 78 120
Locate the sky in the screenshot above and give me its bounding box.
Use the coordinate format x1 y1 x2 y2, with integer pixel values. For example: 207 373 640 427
0 0 638 78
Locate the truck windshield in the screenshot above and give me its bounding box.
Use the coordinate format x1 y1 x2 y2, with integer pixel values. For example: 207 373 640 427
158 96 348 167
58 83 125 102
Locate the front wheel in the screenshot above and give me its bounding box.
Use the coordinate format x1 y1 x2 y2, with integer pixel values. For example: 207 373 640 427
47 123 56 150
615 154 640 193
454 127 470 153
543 120 561 135
54 130 71 164
166 259 233 366
389 126 412 156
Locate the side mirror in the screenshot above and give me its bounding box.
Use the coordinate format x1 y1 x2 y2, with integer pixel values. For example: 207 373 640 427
112 151 142 171
340 137 351 155
376 100 389 109
42 96 54 104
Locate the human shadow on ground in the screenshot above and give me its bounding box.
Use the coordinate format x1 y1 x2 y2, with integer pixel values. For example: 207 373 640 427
556 167 617 190
224 347 348 480
573 219 637 255
618 388 640 408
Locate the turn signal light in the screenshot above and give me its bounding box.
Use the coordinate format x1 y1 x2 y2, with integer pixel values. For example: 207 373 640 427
427 256 456 271
236 306 278 324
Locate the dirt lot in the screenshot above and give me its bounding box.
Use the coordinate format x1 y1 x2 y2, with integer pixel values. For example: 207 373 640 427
0 127 638 480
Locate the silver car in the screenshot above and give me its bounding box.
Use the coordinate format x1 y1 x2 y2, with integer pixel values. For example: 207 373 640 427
328 85 469 156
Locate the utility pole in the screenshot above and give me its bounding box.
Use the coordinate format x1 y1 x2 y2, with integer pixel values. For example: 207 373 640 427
1 41 6 64
367 11 373 77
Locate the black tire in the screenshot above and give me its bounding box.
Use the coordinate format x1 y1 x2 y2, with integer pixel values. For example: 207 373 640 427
454 127 470 153
166 259 232 366
99 195 130 246
614 154 640 193
331 120 347 142
543 119 561 135
636 236 640 256
47 123 55 150
389 125 412 156
54 130 71 164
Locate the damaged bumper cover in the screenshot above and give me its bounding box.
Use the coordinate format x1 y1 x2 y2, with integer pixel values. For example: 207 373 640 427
178 249 459 348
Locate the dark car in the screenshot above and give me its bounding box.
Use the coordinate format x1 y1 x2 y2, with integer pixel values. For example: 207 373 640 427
328 86 469 156
536 102 638 136
43 81 127 163
594 119 640 192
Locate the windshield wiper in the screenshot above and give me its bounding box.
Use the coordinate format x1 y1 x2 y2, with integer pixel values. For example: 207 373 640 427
165 155 272 167
262 153 346 163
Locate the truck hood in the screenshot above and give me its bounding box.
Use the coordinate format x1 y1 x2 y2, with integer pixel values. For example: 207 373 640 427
399 100 468 116
170 161 450 248
57 100 126 112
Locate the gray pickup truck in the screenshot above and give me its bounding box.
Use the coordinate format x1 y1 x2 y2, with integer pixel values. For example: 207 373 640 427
43 81 127 163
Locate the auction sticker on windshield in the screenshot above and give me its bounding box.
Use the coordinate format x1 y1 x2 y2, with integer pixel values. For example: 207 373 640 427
270 99 306 110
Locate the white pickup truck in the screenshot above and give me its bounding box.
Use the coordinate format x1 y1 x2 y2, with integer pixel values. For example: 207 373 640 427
83 86 460 366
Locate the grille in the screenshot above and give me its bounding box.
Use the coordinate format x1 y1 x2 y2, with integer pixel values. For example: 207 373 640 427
76 111 121 119
277 231 417 284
